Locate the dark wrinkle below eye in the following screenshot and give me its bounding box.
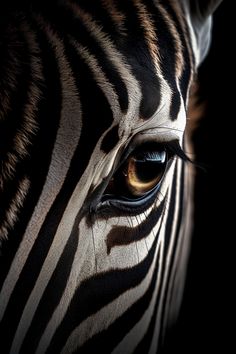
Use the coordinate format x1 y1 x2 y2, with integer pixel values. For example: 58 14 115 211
106 196 166 255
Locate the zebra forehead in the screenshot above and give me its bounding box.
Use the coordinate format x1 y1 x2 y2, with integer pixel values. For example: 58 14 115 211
39 1 189 107
64 0 189 119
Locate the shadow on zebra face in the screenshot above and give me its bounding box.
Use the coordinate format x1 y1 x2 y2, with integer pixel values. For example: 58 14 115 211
0 1 222 353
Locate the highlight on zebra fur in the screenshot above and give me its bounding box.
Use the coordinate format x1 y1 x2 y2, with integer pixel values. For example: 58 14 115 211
0 1 223 353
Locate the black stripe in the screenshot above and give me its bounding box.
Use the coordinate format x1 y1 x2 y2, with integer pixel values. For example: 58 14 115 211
70 0 123 38
159 160 185 341
133 256 165 354
143 0 182 121
106 197 166 254
0 28 28 159
162 164 178 260
101 124 120 153
0 23 32 285
20 215 81 354
0 19 63 353
158 0 193 103
78 247 162 354
60 39 114 174
114 0 161 120
45 217 161 354
133 290 160 354
0 24 31 226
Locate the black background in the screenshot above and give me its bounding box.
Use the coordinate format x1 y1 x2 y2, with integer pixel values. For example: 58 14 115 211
162 2 233 353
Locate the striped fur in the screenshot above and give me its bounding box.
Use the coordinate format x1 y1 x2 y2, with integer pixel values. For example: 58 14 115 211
0 1 221 353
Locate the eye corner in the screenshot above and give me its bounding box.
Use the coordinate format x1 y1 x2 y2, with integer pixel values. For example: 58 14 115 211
165 139 191 163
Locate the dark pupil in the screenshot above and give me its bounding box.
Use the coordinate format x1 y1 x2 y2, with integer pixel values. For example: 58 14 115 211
134 160 164 182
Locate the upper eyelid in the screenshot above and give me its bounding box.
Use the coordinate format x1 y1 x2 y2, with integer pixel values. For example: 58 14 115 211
103 129 184 179
125 129 182 152
119 138 186 167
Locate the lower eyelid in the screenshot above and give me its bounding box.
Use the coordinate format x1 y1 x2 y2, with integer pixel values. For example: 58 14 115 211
96 184 162 218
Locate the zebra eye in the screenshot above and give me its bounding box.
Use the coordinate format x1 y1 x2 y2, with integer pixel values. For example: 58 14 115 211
104 145 168 200
123 150 167 197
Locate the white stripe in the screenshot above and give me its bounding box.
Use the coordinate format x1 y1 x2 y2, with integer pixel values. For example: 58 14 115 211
149 158 182 353
70 38 121 120
34 218 96 354
182 5 200 66
162 157 192 332
111 236 165 354
60 225 164 353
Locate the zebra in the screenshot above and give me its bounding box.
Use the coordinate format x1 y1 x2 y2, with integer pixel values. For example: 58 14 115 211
0 0 222 353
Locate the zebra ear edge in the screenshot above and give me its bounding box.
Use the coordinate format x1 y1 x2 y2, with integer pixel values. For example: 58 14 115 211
182 0 223 66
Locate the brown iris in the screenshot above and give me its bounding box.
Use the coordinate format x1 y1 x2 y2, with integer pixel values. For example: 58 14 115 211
105 147 167 200
123 150 167 197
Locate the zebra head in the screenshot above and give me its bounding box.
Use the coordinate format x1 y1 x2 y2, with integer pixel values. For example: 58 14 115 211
0 1 222 353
